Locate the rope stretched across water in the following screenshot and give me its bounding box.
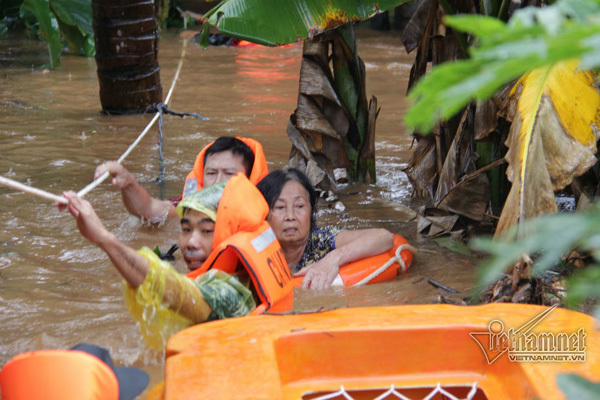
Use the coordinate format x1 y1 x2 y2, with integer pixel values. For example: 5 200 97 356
0 38 195 203
78 38 196 197
151 103 207 184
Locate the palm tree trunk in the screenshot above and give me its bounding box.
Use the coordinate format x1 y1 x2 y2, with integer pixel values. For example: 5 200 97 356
92 0 162 114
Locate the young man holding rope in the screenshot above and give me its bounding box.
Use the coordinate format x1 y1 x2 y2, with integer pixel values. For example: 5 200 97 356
60 173 289 349
94 136 268 225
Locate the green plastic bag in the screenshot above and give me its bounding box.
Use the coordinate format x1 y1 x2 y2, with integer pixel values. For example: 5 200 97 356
196 269 256 320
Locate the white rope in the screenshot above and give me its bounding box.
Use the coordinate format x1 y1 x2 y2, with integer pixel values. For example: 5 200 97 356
309 382 479 400
77 38 189 198
164 38 188 105
313 386 355 400
466 382 479 400
76 113 161 197
351 244 416 287
373 385 412 400
0 39 190 203
0 176 68 204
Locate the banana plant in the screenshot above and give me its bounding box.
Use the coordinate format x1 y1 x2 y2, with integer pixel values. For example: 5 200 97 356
198 0 410 46
197 0 410 187
396 0 500 235
405 0 600 237
496 60 600 237
20 0 94 69
404 3 600 395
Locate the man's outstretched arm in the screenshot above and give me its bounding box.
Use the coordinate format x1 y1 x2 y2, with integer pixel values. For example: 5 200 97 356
95 162 178 224
63 191 149 287
62 191 212 323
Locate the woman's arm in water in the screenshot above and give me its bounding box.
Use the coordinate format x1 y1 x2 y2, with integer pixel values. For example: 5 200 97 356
294 228 394 290
95 162 178 224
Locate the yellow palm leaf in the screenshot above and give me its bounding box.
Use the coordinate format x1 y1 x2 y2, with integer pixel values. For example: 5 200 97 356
496 60 600 237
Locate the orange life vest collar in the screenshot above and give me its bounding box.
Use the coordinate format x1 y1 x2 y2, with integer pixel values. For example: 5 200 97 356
186 174 293 314
191 223 294 314
182 137 268 198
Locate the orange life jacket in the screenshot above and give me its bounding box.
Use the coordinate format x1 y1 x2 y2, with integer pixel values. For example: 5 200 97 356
182 137 268 198
186 174 293 314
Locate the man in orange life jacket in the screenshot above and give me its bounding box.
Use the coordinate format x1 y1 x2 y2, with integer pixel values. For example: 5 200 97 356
60 174 292 348
94 136 268 225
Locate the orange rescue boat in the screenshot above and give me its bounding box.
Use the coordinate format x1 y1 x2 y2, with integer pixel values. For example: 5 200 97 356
148 303 599 400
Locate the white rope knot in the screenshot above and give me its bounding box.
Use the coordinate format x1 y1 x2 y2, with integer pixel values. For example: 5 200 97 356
351 243 416 287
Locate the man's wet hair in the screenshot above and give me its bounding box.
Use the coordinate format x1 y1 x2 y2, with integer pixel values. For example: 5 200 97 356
203 137 255 176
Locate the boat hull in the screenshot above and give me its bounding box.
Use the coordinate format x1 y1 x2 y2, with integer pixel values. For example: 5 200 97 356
150 304 599 399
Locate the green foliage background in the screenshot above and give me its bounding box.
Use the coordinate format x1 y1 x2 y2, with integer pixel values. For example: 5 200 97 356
0 0 94 68
199 0 409 47
20 0 94 68
405 0 600 133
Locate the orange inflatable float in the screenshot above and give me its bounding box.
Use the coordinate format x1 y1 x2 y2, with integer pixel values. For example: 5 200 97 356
149 303 600 400
292 234 414 288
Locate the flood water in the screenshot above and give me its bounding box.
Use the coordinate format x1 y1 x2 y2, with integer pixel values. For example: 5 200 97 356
0 28 477 393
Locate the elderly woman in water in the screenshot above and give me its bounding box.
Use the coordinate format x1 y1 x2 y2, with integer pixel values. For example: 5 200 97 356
256 169 394 290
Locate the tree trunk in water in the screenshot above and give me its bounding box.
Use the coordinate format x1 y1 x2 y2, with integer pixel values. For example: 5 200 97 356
288 23 377 192
92 0 162 114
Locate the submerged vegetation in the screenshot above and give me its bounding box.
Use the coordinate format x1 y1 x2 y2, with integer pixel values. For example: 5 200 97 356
1 0 95 68
405 0 600 311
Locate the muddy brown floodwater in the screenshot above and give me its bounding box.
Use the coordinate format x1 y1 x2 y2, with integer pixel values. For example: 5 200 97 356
0 29 477 395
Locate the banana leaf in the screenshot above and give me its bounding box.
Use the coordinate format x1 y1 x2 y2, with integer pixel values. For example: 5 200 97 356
51 0 92 36
495 60 600 237
434 107 491 221
288 25 376 188
21 0 62 68
400 0 433 53
51 0 94 57
405 0 600 133
20 0 94 68
200 0 410 46
54 21 94 57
